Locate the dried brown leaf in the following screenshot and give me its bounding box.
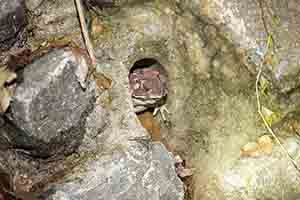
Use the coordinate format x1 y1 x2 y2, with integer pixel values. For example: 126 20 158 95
0 66 17 113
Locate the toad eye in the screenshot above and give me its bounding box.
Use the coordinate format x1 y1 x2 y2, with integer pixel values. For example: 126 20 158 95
144 84 151 91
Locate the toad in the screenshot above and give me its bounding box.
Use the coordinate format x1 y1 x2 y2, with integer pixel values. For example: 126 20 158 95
129 63 169 121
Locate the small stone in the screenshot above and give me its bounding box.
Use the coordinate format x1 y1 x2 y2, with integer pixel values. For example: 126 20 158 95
283 137 300 156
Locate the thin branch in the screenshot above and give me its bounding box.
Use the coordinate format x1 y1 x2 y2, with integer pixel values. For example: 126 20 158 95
74 0 112 85
255 0 300 173
74 0 97 65
256 0 276 53
255 63 300 173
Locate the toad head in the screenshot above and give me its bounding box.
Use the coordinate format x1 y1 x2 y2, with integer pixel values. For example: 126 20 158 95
129 63 168 113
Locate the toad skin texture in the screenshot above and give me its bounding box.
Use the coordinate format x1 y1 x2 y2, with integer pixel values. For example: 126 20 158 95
129 63 169 121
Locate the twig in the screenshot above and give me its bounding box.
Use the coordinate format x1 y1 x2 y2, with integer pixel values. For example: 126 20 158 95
255 1 300 171
74 0 112 85
255 63 300 173
256 0 276 53
74 0 97 65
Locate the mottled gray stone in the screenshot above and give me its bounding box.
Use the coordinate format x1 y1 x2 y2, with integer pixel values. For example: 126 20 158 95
29 0 80 41
0 0 26 49
6 49 95 157
25 0 44 11
44 143 184 200
79 104 109 153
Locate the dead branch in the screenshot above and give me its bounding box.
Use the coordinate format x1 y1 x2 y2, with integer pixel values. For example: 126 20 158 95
74 0 97 65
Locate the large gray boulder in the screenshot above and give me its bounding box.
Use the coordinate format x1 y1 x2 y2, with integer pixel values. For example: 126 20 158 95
179 0 300 95
44 143 184 200
0 0 26 49
5 48 95 158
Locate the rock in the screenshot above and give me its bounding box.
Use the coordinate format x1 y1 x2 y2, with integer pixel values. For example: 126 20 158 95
32 44 185 198
179 0 300 95
31 35 184 198
81 1 300 199
0 0 26 50
79 104 109 152
43 143 184 200
6 49 95 158
1 0 299 199
29 0 80 42
25 0 44 11
193 137 300 200
89 2 250 198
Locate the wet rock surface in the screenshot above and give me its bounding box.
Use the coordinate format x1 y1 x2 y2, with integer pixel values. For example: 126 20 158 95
0 0 26 50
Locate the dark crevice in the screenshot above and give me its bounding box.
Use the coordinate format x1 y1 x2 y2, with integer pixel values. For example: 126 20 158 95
129 58 169 142
130 58 160 72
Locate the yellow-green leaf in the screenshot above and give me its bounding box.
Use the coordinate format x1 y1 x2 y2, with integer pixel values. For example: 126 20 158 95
261 106 279 125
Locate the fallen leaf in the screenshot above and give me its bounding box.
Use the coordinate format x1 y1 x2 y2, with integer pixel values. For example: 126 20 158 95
261 106 278 125
91 17 104 37
257 135 273 154
0 66 16 86
240 142 260 157
137 111 160 141
0 66 17 113
94 72 112 90
0 88 11 113
178 168 194 178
